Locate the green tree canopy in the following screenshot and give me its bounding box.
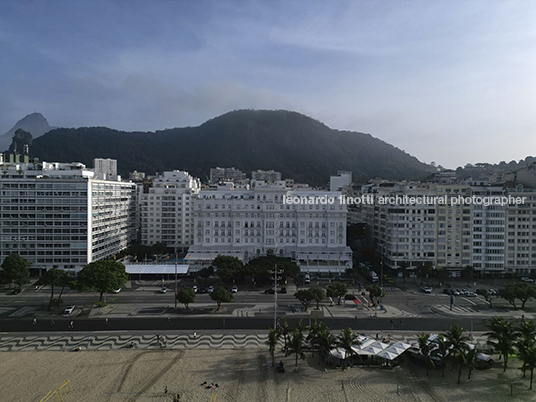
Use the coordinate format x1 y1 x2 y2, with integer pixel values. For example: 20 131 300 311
366 284 385 301
246 256 300 284
294 289 314 312
77 260 129 302
210 286 233 310
176 287 196 310
213 255 246 283
36 268 73 310
326 283 348 305
309 287 326 310
1 252 30 289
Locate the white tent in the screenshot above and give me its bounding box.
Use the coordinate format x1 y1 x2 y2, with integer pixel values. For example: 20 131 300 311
384 341 411 355
330 348 349 360
377 350 400 361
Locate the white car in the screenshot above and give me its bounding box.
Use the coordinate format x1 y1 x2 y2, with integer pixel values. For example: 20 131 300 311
422 286 432 293
63 305 75 314
231 285 238 293
113 288 121 293
192 285 198 293
207 286 214 293
521 277 534 283
160 287 168 294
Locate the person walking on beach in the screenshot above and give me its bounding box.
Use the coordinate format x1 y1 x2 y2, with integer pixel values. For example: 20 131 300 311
69 320 74 329
50 318 55 325
33 318 37 325
164 386 168 395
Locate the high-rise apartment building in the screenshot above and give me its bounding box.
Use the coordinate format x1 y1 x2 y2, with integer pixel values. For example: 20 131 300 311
209 167 247 184
0 161 136 272
139 171 200 251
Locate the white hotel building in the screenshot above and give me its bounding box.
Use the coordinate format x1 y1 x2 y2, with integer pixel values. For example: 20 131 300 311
185 181 352 272
0 161 137 272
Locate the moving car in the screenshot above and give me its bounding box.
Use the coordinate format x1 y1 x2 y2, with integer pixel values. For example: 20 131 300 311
421 286 432 293
521 277 534 283
113 288 121 294
192 285 198 293
264 288 275 294
231 285 238 293
63 305 75 314
159 287 168 293
207 285 214 293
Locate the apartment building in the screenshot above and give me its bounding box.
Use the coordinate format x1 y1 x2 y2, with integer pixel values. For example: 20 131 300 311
209 167 247 184
139 171 200 251
0 161 136 272
185 180 352 272
251 170 281 182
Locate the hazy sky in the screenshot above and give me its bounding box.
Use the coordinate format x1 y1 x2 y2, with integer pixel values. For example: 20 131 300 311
0 1 534 169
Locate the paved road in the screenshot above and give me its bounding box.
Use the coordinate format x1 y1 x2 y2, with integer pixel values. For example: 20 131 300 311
0 315 494 333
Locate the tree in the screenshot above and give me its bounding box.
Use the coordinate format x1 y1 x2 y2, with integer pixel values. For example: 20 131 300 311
277 318 291 351
309 287 326 310
336 328 360 370
36 268 67 311
306 318 321 357
176 287 196 309
326 283 347 305
266 327 279 367
55 270 76 307
1 252 30 289
499 284 518 309
462 265 474 284
516 320 536 351
246 256 300 285
455 344 476 384
286 327 306 372
213 255 245 283
516 283 536 309
399 261 409 290
77 260 128 302
416 333 433 376
366 284 385 302
432 334 450 377
481 289 496 308
197 266 214 280
432 267 449 287
416 261 433 285
464 346 479 381
294 289 314 312
210 286 233 311
518 345 536 389
317 325 336 365
485 316 515 372
443 324 469 370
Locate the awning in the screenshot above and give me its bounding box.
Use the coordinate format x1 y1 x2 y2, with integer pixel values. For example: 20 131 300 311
124 264 190 275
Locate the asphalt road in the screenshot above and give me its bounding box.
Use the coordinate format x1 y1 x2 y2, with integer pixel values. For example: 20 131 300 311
0 316 491 333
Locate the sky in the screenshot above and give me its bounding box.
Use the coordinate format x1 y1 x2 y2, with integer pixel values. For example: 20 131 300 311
0 0 534 169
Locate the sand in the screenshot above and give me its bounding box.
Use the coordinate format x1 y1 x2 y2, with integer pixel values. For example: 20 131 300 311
0 348 534 402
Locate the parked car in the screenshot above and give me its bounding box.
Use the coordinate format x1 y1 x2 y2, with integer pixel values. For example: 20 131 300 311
10 288 21 295
421 286 432 293
461 289 469 295
489 288 498 295
192 285 198 293
344 294 357 300
159 287 167 293
231 285 238 293
465 292 477 297
207 285 214 293
63 305 75 314
443 288 452 295
264 288 275 294
521 277 534 283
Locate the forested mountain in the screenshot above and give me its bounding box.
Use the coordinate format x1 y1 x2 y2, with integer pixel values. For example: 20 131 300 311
28 109 432 186
1 112 53 151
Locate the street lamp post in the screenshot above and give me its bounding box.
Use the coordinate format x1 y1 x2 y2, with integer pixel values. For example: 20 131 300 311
271 264 282 328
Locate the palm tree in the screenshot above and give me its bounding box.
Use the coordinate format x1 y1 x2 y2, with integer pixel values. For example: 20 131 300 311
286 327 307 372
336 328 360 370
515 320 536 350
432 334 450 377
485 317 515 372
455 344 473 384
518 345 536 389
417 333 433 376
277 318 291 351
465 347 479 380
266 327 279 367
306 318 321 357
443 324 469 370
317 325 336 365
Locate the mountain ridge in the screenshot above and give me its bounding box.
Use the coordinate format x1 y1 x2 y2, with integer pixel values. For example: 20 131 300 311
28 109 432 185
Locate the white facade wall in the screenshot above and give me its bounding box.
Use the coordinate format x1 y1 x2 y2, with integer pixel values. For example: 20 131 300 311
186 181 352 272
0 161 136 272
139 170 200 251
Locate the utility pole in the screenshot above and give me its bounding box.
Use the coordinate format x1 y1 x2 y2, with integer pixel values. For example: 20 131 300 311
380 243 384 288
271 264 283 328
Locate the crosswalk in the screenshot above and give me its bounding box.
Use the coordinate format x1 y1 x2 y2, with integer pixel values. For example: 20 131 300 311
382 285 400 291
398 310 422 318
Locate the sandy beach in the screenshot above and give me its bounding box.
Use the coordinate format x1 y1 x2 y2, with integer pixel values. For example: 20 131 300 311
0 346 534 402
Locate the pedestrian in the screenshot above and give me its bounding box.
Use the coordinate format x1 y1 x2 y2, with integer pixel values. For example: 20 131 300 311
164 386 168 395
166 340 169 348
50 318 55 325
168 316 171 323
177 392 181 401
33 318 37 325
193 331 197 338
157 334 160 342
69 320 74 329
105 318 109 325
400 319 403 326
